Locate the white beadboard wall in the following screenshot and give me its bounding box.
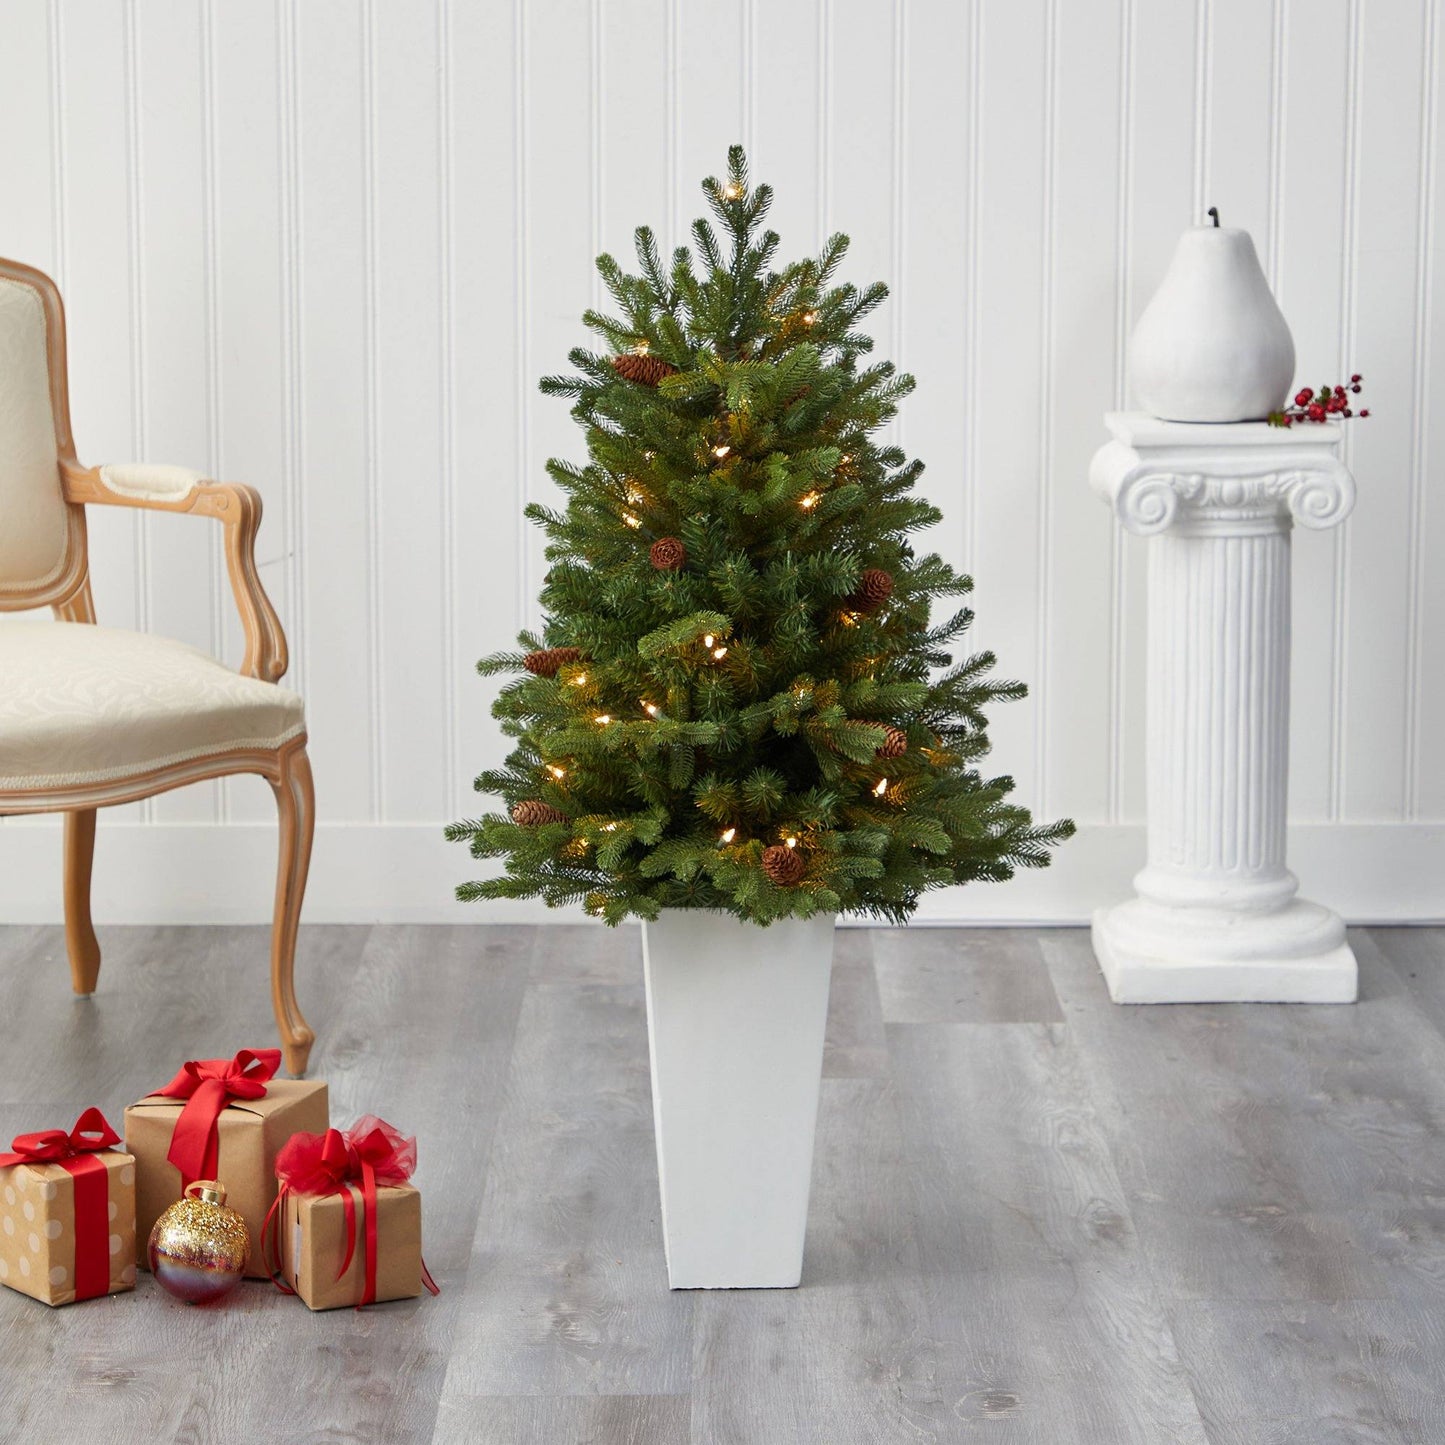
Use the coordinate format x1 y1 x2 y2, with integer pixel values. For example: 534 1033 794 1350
1 0 1443 925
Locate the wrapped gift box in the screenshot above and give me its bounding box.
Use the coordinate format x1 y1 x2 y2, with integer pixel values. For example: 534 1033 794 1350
125 1072 327 1279
280 1183 423 1310
0 1114 135 1307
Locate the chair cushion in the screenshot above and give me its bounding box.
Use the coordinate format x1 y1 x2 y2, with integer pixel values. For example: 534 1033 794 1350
0 277 68 594
0 621 305 792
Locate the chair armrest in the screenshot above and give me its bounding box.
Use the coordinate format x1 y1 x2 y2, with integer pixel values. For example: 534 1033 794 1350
96 462 207 501
61 458 289 684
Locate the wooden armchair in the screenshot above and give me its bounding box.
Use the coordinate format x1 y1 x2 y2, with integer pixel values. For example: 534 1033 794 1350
0 257 315 1075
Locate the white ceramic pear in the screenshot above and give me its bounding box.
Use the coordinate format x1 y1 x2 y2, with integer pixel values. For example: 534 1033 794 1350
1129 218 1295 423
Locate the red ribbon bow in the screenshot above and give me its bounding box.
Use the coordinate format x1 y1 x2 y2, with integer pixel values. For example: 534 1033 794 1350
155 1048 280 1187
265 1116 438 1307
0 1108 121 1301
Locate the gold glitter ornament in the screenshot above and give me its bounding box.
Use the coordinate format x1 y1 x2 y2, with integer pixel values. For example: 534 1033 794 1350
148 1180 250 1305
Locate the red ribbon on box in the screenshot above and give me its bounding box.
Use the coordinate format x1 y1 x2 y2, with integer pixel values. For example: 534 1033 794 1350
0 1107 121 1301
263 1115 439 1307
154 1048 281 1187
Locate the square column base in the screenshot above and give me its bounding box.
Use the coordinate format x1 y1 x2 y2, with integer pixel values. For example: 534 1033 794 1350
1091 899 1357 1004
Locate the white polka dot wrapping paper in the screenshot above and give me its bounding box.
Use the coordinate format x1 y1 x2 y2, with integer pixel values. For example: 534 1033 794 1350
0 1109 136 1306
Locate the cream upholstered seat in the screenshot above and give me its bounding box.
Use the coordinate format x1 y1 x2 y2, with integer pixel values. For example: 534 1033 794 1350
0 257 317 1075
0 623 305 791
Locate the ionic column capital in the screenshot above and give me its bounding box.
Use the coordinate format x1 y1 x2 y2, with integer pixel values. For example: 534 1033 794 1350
1090 412 1356 537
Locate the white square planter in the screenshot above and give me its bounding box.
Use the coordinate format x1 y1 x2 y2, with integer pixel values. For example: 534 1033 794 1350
641 910 836 1289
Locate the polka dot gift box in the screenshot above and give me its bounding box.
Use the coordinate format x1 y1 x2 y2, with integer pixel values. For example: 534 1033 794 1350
0 1108 136 1307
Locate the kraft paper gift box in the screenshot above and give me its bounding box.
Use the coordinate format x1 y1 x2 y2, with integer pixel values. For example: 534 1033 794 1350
279 1183 424 1310
0 1109 136 1307
124 1049 327 1279
268 1115 435 1310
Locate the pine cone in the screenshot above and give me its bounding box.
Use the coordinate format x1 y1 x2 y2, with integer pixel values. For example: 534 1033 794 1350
512 800 567 827
846 568 895 613
612 353 678 387
761 844 805 887
650 536 687 570
523 646 583 679
877 726 908 760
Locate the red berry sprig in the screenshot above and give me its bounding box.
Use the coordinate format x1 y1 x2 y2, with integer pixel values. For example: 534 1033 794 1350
1268 374 1369 427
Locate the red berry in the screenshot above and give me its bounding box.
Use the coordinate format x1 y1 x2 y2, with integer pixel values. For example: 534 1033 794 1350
1351 373 1362 383
1343 408 1353 417
1294 388 1314 406
1327 397 1344 412
1359 408 1370 417
1351 383 1361 393
1307 403 1326 421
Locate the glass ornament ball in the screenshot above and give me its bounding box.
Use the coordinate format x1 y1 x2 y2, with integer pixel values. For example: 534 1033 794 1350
148 1180 250 1305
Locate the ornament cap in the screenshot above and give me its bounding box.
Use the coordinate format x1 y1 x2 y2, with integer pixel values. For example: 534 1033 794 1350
186 1179 227 1206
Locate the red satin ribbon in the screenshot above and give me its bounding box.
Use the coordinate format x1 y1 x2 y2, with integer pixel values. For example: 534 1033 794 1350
0 1108 120 1301
266 1116 439 1308
154 1048 280 1187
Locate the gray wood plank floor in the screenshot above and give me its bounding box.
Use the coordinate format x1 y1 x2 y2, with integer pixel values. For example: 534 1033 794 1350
1 922 1443 1444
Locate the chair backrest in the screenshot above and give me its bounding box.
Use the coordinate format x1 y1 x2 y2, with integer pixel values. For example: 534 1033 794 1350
0 259 86 610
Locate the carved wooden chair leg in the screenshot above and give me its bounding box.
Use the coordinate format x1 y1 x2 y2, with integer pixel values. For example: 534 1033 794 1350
63 809 102 995
269 739 316 1076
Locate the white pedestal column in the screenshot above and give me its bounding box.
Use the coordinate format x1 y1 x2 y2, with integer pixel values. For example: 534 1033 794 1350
1090 412 1357 1004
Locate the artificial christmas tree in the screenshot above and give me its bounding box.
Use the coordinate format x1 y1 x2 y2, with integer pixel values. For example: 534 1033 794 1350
450 148 1071 1287
450 146 1070 927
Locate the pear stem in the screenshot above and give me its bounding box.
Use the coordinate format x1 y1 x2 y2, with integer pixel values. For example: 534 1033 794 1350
1207 206 1220 228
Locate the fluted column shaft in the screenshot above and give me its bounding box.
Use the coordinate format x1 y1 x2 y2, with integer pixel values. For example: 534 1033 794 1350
1139 521 1293 911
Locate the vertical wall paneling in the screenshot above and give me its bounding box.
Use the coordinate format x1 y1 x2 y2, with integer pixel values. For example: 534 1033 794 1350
1414 2 1445 820
54 0 144 825
1342 0 1428 821
361 0 384 820
522 2 593 646
1107 0 1135 825
372 2 446 822
673 1 744 256
1331 0 1365 821
57 0 141 637
1034 0 1059 815
1277 3 1351 822
134 1 216 823
901 0 970 654
296 0 375 826
1 2 1442 921
445 0 522 864
436 0 457 813
0 3 56 270
1405 0 1440 818
209 3 288 824
962 0 981 584
599 3 671 271
512 0 531 634
1044 0 1124 826
1117 1 1199 824
968 0 1048 816
750 0 821 253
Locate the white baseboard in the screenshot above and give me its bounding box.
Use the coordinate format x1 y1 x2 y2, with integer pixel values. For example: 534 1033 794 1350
0 820 1440 927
